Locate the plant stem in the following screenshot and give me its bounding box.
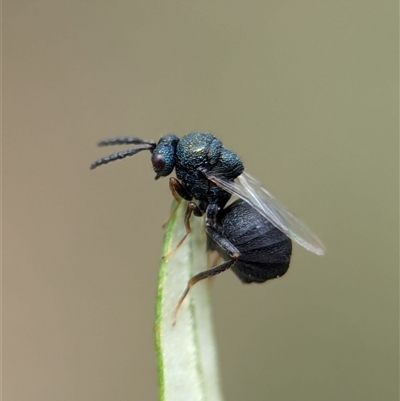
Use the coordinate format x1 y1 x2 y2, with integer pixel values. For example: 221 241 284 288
154 201 224 401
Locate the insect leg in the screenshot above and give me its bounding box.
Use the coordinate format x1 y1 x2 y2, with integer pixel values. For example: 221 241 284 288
205 225 241 259
162 177 195 228
173 226 241 323
173 258 236 325
163 202 201 259
169 177 193 202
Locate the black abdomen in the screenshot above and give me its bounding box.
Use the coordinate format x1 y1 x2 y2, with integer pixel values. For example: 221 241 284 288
213 200 292 283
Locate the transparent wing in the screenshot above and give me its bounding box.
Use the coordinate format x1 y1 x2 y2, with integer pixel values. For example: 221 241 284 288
205 171 326 255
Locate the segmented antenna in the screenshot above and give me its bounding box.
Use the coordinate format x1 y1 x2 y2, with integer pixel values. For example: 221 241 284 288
90 145 154 170
98 137 156 147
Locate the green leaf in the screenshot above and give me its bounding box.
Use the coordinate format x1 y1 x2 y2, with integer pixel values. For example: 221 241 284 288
154 201 224 401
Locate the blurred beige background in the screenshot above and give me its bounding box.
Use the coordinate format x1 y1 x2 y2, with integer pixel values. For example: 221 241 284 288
3 1 398 400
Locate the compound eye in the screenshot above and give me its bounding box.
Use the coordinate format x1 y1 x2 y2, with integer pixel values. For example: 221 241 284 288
151 153 165 172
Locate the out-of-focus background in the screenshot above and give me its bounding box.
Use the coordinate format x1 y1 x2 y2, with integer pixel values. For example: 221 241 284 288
3 1 398 400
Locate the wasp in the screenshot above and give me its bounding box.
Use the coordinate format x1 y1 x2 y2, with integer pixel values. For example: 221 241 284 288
92 132 325 317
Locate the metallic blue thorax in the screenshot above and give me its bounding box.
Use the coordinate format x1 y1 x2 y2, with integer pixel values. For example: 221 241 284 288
175 133 244 210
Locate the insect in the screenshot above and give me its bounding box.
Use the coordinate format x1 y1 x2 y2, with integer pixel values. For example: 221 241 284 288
91 132 325 317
